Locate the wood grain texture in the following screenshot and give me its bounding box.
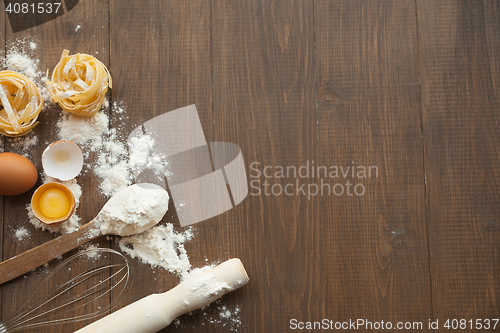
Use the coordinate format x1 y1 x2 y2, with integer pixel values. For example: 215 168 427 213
212 0 318 331
0 1 110 332
0 2 5 323
315 0 432 326
417 0 500 325
109 1 215 332
0 1 499 332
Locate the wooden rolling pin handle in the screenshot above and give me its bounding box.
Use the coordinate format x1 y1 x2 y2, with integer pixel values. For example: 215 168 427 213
75 258 250 333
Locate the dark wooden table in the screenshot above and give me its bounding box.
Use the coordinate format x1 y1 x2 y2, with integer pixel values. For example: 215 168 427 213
0 1 498 332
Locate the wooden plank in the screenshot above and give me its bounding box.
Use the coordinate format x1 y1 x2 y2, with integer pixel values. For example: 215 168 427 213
315 0 432 327
109 1 214 331
0 0 5 323
212 0 318 331
1 1 109 332
417 0 500 325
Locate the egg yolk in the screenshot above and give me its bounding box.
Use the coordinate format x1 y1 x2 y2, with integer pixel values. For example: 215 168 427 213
39 188 71 219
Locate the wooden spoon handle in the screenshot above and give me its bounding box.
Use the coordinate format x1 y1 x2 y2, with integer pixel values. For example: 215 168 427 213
0 220 99 285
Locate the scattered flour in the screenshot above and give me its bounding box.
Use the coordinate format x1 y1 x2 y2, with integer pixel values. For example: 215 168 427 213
219 306 233 319
55 106 168 197
56 109 134 197
9 133 38 158
6 51 37 78
175 300 242 331
103 97 110 109
112 101 126 114
80 243 101 259
216 304 242 328
96 159 131 195
128 133 167 177
57 111 109 151
15 227 30 241
27 173 82 234
128 135 156 170
119 224 193 276
95 128 131 195
11 133 38 150
5 37 50 102
128 132 167 181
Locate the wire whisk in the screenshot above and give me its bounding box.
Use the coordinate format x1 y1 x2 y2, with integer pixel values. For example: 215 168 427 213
0 248 133 332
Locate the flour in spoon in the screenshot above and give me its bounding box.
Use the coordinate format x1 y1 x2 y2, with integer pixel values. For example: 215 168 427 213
94 184 169 236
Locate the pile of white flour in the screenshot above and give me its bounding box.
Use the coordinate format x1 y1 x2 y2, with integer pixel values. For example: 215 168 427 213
55 108 166 198
94 184 169 237
14 227 30 241
119 224 193 277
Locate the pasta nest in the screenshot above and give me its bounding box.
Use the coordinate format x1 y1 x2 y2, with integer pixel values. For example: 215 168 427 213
0 71 43 137
46 49 112 117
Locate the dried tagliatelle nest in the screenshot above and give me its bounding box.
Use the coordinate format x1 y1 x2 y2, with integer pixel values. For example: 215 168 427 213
0 71 44 137
46 49 112 117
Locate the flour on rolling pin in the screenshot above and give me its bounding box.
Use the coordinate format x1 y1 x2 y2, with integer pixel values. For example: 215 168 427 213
75 258 250 333
183 272 232 305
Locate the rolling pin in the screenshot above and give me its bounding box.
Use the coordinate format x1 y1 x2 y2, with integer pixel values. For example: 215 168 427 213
75 258 249 333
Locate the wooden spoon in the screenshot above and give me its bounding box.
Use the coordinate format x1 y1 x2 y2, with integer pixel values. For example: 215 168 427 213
0 184 168 285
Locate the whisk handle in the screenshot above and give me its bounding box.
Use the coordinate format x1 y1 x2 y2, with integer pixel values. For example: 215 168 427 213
75 258 249 333
0 220 99 285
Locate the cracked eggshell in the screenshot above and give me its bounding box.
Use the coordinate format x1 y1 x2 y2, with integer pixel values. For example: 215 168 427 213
42 141 83 181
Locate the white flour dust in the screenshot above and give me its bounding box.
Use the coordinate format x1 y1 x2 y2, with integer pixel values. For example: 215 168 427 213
79 243 101 259
55 104 166 197
8 132 38 159
174 300 242 331
119 224 193 277
128 135 156 170
186 269 232 298
5 37 50 102
55 106 130 196
15 227 30 241
56 111 109 152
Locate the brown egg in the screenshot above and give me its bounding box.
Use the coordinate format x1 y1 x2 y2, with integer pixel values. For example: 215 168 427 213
0 152 38 196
